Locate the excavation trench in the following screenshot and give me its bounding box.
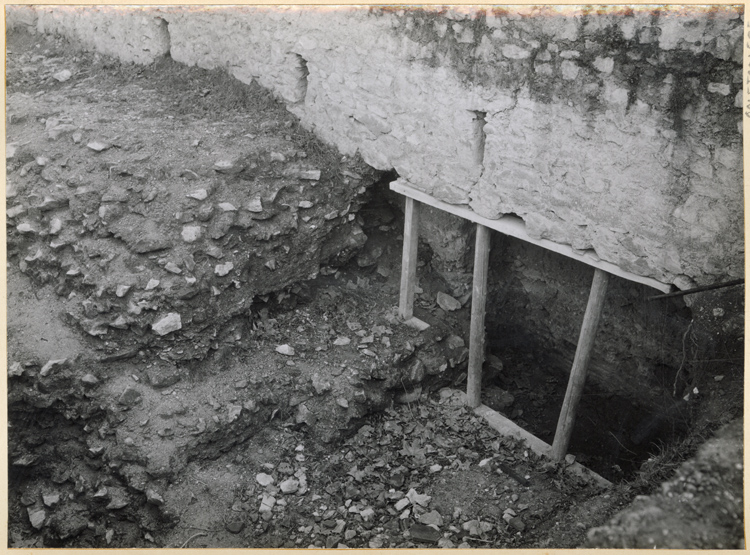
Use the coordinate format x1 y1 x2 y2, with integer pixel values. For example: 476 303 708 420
6 23 744 549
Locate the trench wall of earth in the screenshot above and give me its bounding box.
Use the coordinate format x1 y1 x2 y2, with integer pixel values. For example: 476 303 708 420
13 3 745 290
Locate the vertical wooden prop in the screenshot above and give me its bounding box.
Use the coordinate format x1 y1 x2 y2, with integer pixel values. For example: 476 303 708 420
467 224 491 408
551 268 610 461
398 197 420 320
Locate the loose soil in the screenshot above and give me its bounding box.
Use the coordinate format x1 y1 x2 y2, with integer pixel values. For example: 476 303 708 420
6 27 744 549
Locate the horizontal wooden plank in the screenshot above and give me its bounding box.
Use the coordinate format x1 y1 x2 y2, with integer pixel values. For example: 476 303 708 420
390 180 671 293
474 404 612 488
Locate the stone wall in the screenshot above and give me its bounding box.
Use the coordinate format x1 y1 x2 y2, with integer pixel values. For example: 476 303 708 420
16 4 744 290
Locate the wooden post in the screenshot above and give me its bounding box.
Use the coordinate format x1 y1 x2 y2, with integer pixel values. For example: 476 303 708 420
551 268 610 461
398 197 420 320
467 224 491 408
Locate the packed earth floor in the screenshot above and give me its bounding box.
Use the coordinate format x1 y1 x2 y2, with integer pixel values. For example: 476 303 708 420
6 28 745 549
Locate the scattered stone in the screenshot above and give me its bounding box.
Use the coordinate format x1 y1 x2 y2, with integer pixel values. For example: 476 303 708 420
43 492 61 507
297 169 321 180
146 489 164 506
87 140 112 152
186 189 208 200
446 335 465 349
81 373 99 387
311 373 331 394
146 365 183 388
145 279 160 291
256 473 274 486
164 262 182 274
116 285 131 298
49 217 62 235
394 497 410 511
334 336 351 346
6 205 26 218
406 488 431 507
409 523 441 544
214 159 244 174
279 478 300 494
218 202 237 212
565 453 576 465
429 464 443 473
276 344 295 356
419 510 444 527
40 358 67 377
259 493 276 513
215 262 234 276
27 508 46 530
226 519 245 534
152 313 182 336
298 200 314 209
52 69 72 82
708 82 731 96
437 291 462 311
509 516 526 531
336 397 349 408
8 361 24 377
361 349 376 358
118 387 142 406
181 225 202 243
246 197 263 212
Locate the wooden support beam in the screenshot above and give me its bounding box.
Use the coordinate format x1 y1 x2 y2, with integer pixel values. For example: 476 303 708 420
467 224 491 408
390 180 671 293
551 268 610 461
398 197 420 321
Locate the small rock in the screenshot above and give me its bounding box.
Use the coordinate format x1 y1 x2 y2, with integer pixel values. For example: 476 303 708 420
226 519 245 534
146 489 164 506
186 189 208 200
509 517 525 531
334 336 351 346
118 387 142 407
297 169 321 180
361 348 376 358
27 508 46 530
259 494 276 512
298 200 314 209
565 454 576 465
279 478 300 494
215 262 234 276
43 492 61 507
276 344 295 356
52 69 72 82
436 291 462 311
246 197 263 213
409 523 441 544
116 285 131 298
81 374 99 387
336 397 349 409
8 362 24 377
419 510 444 527
214 159 244 174
152 313 182 336
406 488 431 507
40 358 67 377
145 279 160 291
394 497 410 511
164 262 182 274
87 140 111 152
49 217 62 235
181 225 202 243
256 473 275 487
218 202 237 212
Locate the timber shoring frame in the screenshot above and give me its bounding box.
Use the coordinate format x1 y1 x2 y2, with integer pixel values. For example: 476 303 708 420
392 181 672 487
